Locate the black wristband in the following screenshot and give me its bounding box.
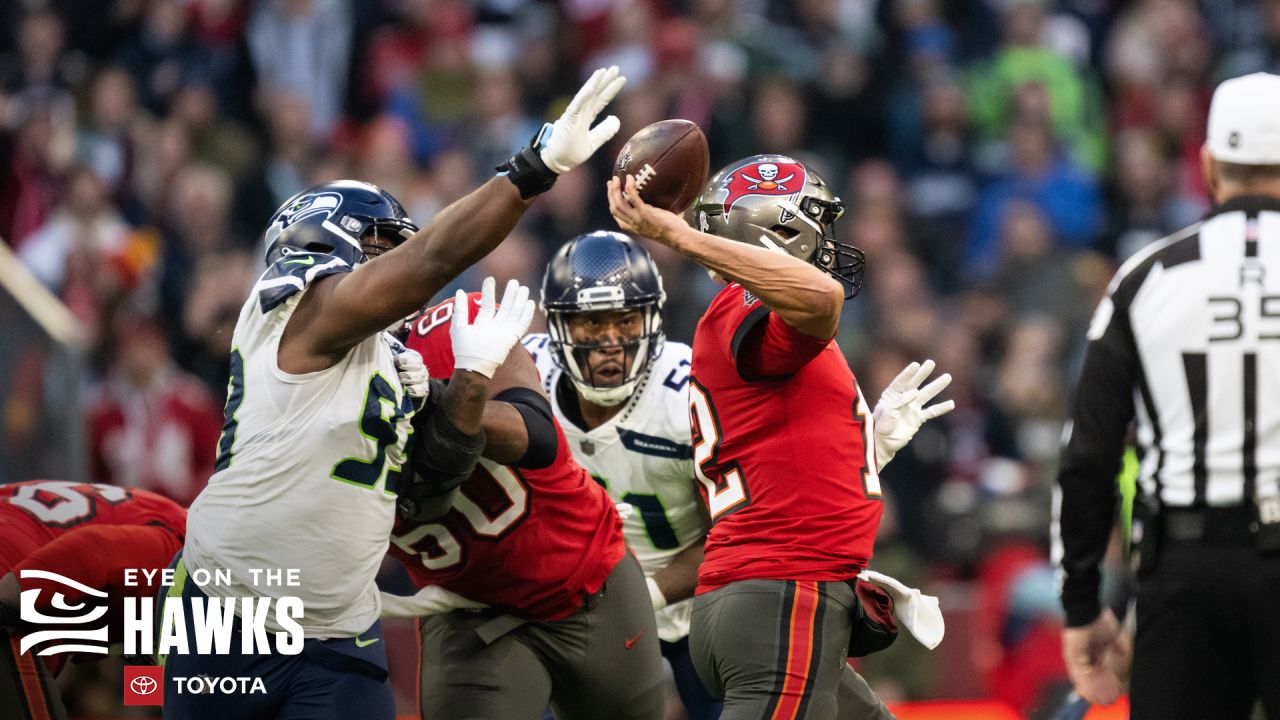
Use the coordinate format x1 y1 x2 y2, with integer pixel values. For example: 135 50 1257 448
495 124 558 199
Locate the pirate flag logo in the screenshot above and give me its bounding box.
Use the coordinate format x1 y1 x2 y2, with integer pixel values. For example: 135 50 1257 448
720 160 807 215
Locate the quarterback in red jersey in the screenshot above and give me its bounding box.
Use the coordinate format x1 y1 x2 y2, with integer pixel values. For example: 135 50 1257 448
610 156 954 720
0 481 187 720
389 284 664 720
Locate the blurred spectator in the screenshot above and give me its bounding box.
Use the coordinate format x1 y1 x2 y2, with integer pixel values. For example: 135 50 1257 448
0 7 83 98
180 250 256 398
967 0 1105 173
76 66 145 218
1106 0 1211 131
968 120 1101 274
169 81 259 183
1151 73 1213 207
0 92 75 246
585 2 657 87
1101 129 1203 261
988 200 1091 331
524 162 611 250
995 315 1067 463
116 0 208 116
18 165 130 294
388 1 476 163
463 65 542 174
232 92 316 235
247 0 353 141
87 315 222 506
134 117 194 223
352 113 435 220
891 73 978 291
748 76 808 156
155 163 242 364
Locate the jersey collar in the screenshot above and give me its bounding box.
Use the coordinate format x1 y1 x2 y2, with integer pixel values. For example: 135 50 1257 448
1205 194 1280 219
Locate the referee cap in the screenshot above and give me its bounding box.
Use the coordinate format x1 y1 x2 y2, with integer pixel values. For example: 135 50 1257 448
1207 72 1280 165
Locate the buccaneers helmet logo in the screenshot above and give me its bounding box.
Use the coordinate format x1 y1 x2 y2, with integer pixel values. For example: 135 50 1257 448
720 161 807 215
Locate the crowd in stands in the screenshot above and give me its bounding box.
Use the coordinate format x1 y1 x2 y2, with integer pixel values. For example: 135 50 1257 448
0 0 1260 714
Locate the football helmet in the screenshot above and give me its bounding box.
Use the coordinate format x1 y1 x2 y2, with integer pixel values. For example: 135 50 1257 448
262 180 418 266
691 154 865 297
541 231 666 407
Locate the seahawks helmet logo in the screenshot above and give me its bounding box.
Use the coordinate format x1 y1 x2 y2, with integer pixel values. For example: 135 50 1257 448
263 192 343 253
277 192 342 229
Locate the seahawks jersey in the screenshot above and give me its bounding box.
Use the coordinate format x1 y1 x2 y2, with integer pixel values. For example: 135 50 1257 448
184 252 413 639
525 334 707 641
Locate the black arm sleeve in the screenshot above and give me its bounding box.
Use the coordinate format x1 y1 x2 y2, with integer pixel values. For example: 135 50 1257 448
1057 292 1140 627
399 395 486 521
494 387 558 470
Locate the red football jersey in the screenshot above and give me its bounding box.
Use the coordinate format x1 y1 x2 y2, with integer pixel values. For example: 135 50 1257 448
0 481 186 672
691 284 882 593
0 480 187 575
390 295 625 621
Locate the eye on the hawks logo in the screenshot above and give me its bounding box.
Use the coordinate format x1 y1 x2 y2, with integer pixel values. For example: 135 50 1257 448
720 161 807 215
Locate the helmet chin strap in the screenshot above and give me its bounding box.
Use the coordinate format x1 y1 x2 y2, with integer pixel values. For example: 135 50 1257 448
576 380 635 407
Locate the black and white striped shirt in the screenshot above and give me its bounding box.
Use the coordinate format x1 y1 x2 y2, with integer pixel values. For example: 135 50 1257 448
1057 195 1280 626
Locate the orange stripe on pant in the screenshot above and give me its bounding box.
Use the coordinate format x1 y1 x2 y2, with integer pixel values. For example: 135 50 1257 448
8 634 53 720
769 581 820 720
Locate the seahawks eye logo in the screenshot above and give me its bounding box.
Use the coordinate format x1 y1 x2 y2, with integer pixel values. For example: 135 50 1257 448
17 569 110 656
277 192 342 229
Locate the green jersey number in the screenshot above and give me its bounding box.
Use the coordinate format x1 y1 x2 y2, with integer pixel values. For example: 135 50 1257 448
332 373 411 493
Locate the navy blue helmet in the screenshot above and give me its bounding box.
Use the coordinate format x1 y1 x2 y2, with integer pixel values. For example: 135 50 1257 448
262 180 418 266
541 231 666 406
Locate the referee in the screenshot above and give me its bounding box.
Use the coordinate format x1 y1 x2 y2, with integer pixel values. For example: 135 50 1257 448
1057 72 1280 718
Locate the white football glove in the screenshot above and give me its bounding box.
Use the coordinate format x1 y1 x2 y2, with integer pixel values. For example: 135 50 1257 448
538 66 626 174
872 359 955 470
380 586 487 618
394 348 431 409
451 277 536 379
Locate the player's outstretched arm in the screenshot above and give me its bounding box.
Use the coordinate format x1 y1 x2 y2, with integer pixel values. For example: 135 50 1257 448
608 174 843 339
473 343 558 468
646 540 705 611
282 67 626 372
400 278 536 521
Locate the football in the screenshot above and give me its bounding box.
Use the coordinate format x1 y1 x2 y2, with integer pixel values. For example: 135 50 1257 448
613 119 710 213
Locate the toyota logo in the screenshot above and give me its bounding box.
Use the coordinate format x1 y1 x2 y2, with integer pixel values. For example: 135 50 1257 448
130 676 158 696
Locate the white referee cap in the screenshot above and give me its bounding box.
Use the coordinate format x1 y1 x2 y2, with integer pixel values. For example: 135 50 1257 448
1207 72 1280 165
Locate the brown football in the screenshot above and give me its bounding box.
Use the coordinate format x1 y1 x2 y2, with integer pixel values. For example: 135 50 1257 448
613 119 710 214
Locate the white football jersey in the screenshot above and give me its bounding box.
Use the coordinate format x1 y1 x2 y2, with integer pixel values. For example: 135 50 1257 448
524 334 707 641
185 253 413 639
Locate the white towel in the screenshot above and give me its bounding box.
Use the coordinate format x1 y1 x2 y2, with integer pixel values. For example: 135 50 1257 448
857 569 945 650
380 586 487 618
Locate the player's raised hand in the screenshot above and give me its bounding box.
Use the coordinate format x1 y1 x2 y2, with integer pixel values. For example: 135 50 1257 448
872 359 955 470
608 175 690 247
497 67 626 199
539 66 627 174
450 277 536 379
